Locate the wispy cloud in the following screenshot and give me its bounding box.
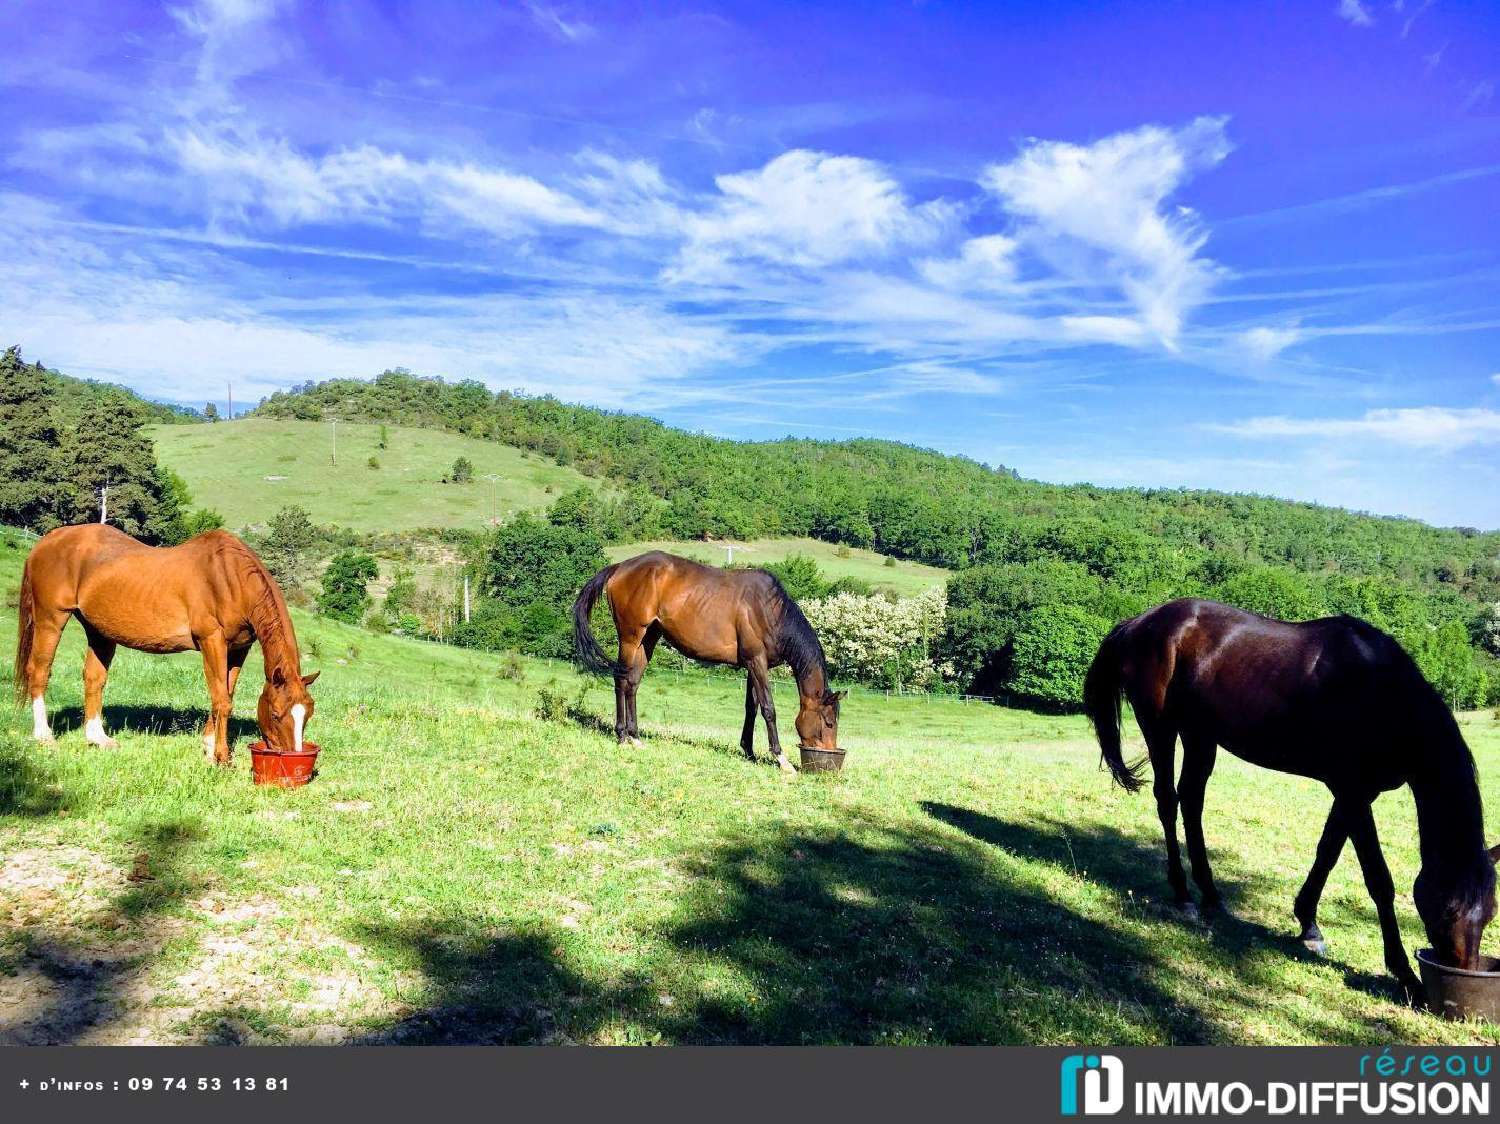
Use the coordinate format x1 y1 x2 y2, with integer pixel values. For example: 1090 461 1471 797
1216 407 1500 450
1336 0 1375 28
1237 325 1303 360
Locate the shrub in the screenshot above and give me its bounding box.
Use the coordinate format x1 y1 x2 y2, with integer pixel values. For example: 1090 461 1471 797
368 456 380 470
1009 603 1113 709
802 587 948 690
447 456 474 484
317 550 379 624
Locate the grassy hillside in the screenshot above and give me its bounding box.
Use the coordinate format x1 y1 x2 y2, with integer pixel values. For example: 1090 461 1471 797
3 531 1497 1045
151 419 599 534
607 538 948 596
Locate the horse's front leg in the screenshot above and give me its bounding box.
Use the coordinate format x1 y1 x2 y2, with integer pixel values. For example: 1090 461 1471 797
81 627 118 748
1293 801 1348 955
740 676 757 761
1344 799 1422 1001
199 632 232 766
747 662 793 774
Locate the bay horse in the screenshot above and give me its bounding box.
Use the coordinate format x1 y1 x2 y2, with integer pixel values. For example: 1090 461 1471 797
1085 597 1497 1000
572 551 844 773
15 524 319 765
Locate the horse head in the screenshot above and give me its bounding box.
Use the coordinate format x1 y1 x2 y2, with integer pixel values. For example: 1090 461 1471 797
1414 843 1500 970
257 667 320 752
796 688 846 751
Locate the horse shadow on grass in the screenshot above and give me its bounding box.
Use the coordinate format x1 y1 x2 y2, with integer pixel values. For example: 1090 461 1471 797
47 704 259 744
921 801 1416 1012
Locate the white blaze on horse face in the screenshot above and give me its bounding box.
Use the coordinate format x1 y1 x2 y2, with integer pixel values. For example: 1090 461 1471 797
32 696 52 741
292 703 305 752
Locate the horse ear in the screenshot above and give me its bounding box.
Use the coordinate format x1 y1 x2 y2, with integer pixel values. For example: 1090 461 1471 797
834 690 847 701
302 671 320 687
1488 843 1500 864
270 666 287 688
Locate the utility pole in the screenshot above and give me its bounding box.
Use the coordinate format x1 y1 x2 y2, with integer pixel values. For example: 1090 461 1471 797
725 544 734 565
227 381 233 421
331 419 338 467
463 574 471 624
99 483 109 525
481 473 502 524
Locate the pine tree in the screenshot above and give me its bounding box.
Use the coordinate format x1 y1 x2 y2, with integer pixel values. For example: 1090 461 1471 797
56 396 179 540
0 347 65 532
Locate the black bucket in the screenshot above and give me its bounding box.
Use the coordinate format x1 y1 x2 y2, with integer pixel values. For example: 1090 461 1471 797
798 746 846 774
1415 948 1500 1022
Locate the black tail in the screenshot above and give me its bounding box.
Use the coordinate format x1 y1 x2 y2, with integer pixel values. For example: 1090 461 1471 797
1084 621 1146 793
14 555 34 705
572 564 622 675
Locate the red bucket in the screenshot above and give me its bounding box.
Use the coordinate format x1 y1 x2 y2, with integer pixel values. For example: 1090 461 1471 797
249 741 320 788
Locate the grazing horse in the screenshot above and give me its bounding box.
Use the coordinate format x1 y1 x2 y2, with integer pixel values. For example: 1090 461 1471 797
572 552 844 772
1084 598 1497 999
15 524 319 765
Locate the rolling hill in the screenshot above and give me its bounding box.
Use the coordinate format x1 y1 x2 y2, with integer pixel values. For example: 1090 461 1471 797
150 419 601 534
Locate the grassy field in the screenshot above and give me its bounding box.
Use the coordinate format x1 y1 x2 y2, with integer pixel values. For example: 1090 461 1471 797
2 534 1498 1045
150 419 597 534
608 538 948 596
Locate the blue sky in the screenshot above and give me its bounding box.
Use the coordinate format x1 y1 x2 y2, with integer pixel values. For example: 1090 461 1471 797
3 1 1498 527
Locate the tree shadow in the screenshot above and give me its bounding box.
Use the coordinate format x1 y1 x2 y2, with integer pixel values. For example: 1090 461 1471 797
48 704 259 743
348 815 1223 1044
0 738 67 817
0 819 204 1045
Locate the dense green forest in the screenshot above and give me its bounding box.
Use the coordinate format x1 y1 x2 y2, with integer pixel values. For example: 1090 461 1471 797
254 370 1500 707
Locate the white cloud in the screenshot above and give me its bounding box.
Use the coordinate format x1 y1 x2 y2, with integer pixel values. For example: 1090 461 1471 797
916 235 1019 292
526 1 595 42
1217 407 1500 450
1237 325 1303 360
981 116 1231 348
1336 0 1375 27
668 149 955 281
1491 373 1500 388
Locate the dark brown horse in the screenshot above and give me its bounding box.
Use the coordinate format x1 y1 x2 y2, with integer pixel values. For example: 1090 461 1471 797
15 524 318 765
1085 598 1497 999
572 551 843 772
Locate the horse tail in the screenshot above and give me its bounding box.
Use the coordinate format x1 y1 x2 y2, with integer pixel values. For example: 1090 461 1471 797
572 564 622 676
14 555 35 705
1084 620 1146 793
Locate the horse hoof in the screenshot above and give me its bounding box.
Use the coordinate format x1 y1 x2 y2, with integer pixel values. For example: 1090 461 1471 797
627 736 644 748
88 736 119 750
1301 936 1329 956
35 734 56 747
1178 902 1201 923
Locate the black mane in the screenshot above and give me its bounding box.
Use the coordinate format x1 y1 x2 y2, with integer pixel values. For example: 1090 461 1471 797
762 574 830 692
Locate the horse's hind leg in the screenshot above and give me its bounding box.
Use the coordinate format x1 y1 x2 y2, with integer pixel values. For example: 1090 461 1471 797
614 624 650 746
1140 716 1193 917
25 608 69 744
1178 735 1223 913
1293 801 1348 955
81 627 118 748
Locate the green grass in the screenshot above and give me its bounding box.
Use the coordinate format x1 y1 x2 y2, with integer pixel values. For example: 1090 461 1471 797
2 532 1498 1045
608 537 948 596
151 419 598 534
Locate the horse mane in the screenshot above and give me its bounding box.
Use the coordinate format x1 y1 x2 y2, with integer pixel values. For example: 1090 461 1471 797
762 574 831 696
209 535 301 681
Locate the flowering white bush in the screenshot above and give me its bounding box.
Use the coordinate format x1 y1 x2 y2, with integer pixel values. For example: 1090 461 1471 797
803 587 951 689
1485 601 1500 656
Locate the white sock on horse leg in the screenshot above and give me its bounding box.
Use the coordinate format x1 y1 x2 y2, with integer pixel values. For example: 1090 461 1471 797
85 716 109 744
32 696 52 740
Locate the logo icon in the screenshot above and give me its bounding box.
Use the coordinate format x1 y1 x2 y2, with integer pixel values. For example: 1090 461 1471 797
1060 1054 1125 1116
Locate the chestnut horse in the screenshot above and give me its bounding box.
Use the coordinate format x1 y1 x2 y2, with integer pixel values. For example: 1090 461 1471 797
572 552 843 772
1085 597 1497 999
15 524 318 765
